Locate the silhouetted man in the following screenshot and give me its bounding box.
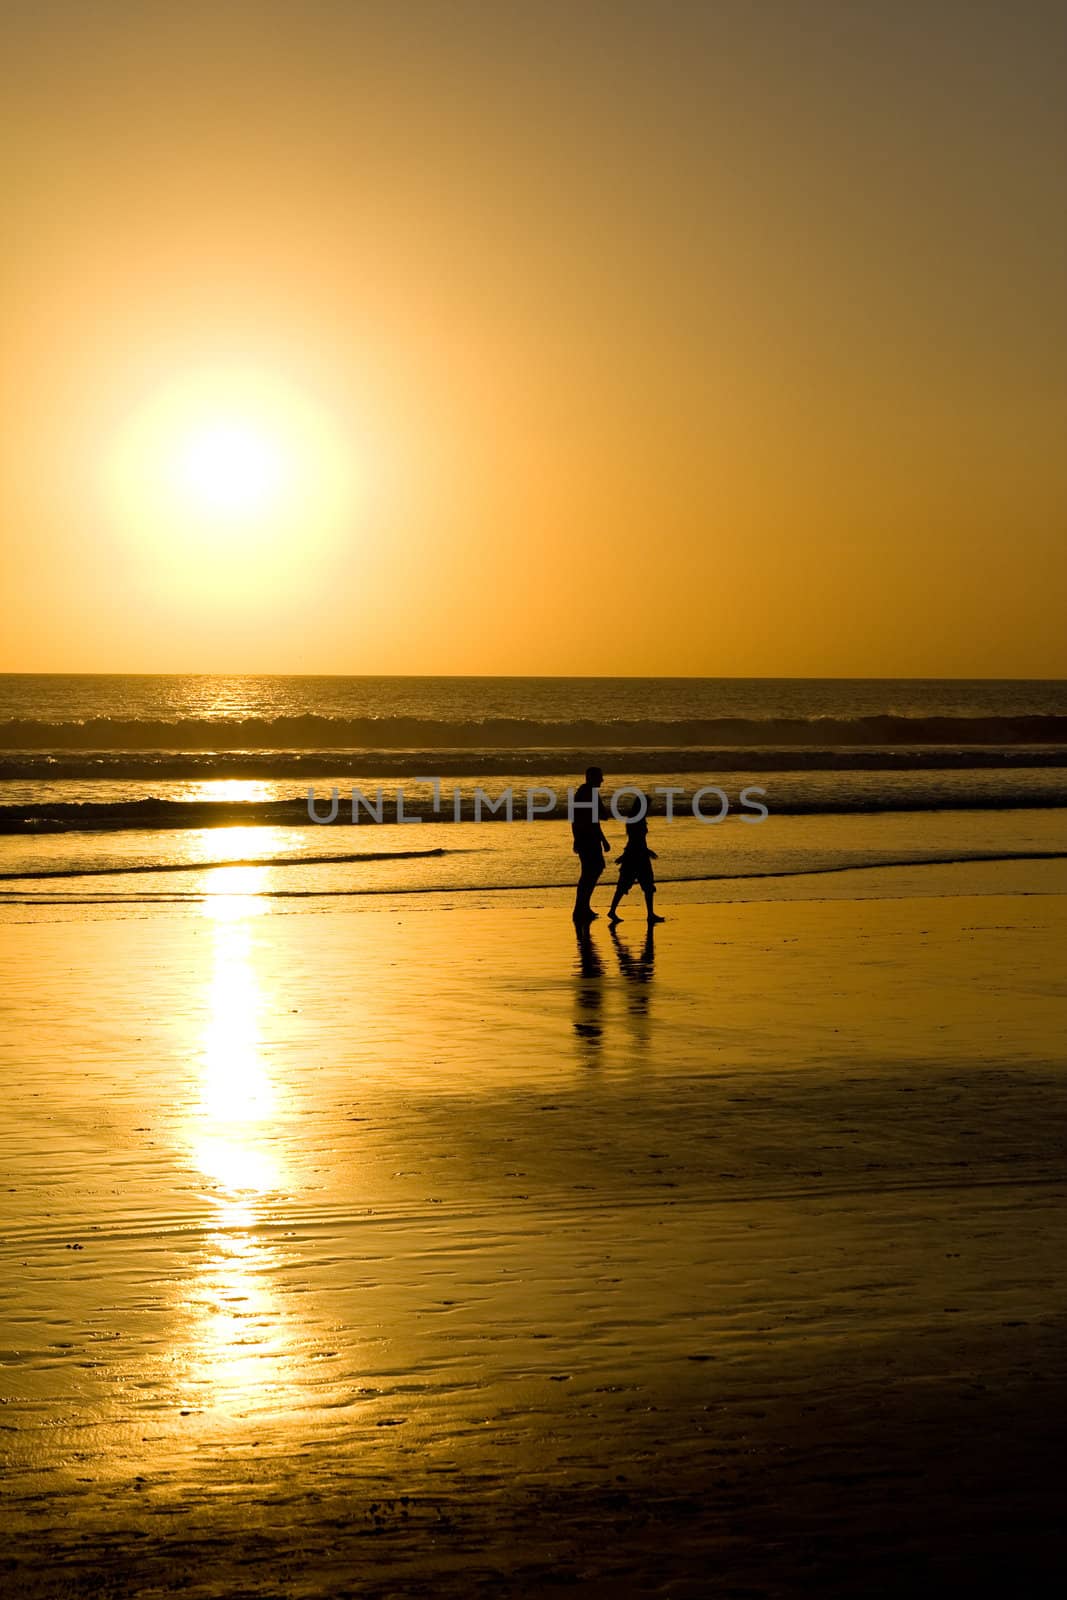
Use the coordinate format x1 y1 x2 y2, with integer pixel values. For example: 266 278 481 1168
571 765 610 924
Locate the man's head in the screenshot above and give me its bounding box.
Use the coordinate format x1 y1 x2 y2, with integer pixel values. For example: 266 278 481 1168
585 765 604 788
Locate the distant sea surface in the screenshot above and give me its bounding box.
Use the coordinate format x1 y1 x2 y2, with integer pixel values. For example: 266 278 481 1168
1 675 1065 902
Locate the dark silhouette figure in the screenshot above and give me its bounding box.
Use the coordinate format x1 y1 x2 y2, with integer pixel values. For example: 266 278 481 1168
608 796 665 925
571 765 611 925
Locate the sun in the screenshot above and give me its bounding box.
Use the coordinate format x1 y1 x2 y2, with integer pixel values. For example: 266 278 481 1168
172 419 289 521
104 366 356 603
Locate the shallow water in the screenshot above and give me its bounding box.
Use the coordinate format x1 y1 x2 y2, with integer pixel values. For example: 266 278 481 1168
2 808 1066 906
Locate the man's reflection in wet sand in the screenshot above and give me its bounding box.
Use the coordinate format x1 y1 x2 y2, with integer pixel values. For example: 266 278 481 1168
610 924 656 1051
572 926 605 1053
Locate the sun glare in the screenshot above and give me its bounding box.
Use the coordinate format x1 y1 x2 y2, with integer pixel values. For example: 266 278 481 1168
104 367 355 603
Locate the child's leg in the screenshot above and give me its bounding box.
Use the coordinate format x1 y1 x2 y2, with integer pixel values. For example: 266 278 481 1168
609 869 632 920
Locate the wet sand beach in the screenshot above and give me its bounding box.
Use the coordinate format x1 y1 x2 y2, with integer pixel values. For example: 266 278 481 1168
2 862 1065 1596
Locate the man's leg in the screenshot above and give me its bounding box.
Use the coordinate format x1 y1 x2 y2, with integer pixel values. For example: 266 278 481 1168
587 852 606 919
573 856 594 922
574 852 603 923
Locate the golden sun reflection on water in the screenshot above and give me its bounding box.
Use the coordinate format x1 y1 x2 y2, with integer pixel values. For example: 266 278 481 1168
180 823 295 890
184 901 294 1417
201 860 272 913
179 780 279 806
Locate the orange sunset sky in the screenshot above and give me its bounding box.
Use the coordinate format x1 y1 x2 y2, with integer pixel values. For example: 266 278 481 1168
2 0 1065 677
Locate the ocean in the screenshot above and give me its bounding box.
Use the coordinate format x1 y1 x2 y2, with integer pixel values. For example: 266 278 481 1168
1 674 1065 905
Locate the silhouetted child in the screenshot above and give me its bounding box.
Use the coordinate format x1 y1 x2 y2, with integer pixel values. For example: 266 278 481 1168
608 796 664 924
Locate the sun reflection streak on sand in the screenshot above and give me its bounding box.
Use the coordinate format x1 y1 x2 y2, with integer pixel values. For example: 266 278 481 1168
183 893 294 1420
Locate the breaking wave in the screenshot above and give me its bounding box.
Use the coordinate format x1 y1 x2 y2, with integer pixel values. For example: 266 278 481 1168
3 781 1067 834
2 712 1066 753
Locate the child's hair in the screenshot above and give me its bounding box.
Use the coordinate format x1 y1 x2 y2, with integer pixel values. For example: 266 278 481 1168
627 794 646 819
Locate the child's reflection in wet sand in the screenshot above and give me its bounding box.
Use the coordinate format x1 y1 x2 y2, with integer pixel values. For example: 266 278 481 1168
612 924 656 1059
